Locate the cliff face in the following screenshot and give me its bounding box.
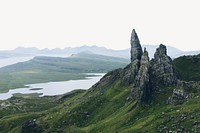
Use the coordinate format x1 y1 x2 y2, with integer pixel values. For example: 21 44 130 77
131 49 151 101
150 44 177 88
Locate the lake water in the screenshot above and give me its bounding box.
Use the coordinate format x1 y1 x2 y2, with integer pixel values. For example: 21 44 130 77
0 73 104 100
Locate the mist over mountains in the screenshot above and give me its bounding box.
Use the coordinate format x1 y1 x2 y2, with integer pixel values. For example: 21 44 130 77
0 45 199 59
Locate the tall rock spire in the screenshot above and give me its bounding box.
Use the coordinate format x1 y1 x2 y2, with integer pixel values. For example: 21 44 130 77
131 49 151 101
150 44 177 87
130 29 143 62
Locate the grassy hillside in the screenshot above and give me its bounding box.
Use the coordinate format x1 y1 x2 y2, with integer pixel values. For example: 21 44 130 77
173 54 200 81
0 53 129 93
0 80 200 132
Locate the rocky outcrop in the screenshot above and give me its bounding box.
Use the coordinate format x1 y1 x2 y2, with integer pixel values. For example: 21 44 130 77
168 88 186 105
131 48 151 101
150 44 177 88
91 29 179 103
122 60 140 85
168 80 200 104
20 120 43 133
130 33 179 102
130 29 143 62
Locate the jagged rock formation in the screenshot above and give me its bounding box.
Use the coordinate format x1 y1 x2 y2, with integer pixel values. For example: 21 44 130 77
129 32 178 102
150 44 177 88
130 29 179 102
130 29 143 62
131 48 151 101
90 30 151 102
95 30 178 102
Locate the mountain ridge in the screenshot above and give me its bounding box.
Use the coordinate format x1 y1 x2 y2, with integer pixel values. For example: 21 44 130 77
0 44 199 59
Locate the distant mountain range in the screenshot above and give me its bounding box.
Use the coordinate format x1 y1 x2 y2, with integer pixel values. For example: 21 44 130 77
0 45 199 59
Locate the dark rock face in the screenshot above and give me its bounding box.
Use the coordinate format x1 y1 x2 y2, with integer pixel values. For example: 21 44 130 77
129 30 151 101
130 29 143 62
131 49 151 101
150 44 177 88
122 60 140 85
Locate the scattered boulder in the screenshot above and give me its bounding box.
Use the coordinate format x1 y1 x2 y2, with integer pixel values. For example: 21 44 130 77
20 120 43 133
169 89 187 105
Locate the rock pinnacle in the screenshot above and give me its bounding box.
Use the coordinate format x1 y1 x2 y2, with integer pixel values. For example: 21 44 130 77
130 29 143 62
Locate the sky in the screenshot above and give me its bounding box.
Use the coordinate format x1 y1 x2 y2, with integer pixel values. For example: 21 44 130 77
0 0 199 51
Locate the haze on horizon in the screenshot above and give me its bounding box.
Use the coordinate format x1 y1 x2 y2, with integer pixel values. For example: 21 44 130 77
0 0 199 51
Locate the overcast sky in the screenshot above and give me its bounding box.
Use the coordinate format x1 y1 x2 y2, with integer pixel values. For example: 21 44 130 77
0 0 199 51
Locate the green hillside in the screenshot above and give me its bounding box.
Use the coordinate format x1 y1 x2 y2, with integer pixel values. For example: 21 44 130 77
0 75 200 132
173 54 200 81
0 53 129 93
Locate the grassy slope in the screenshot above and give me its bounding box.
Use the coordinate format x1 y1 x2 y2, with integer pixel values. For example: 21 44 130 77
1 80 200 132
0 89 86 132
0 53 129 93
